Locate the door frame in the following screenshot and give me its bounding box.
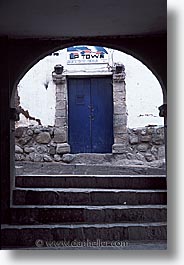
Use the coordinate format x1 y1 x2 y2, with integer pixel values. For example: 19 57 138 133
52 71 128 154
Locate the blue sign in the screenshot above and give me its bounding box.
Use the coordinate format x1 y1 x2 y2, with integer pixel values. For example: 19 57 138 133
67 46 109 65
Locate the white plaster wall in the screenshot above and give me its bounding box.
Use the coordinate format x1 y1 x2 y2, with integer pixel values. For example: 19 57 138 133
17 46 164 128
17 56 57 126
109 49 164 128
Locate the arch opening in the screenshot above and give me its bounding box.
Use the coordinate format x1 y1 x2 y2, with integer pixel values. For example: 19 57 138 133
13 44 165 169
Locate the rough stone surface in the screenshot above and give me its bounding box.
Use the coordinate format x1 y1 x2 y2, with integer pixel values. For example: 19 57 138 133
114 133 128 144
14 125 165 165
53 128 66 143
15 162 166 177
114 125 127 134
18 136 32 145
49 146 56 156
27 129 33 136
34 154 43 162
73 154 112 165
15 154 25 161
29 153 35 162
112 144 127 154
56 143 70 154
15 127 25 138
34 128 41 134
129 135 139 144
135 153 145 161
151 146 158 156
36 145 48 154
36 132 51 144
148 159 166 168
158 146 165 159
152 136 164 145
137 144 149 152
15 145 23 154
114 114 127 126
141 129 147 136
54 154 62 162
24 147 35 153
55 117 66 127
140 135 151 142
61 154 75 163
43 155 53 162
145 153 155 162
126 153 136 160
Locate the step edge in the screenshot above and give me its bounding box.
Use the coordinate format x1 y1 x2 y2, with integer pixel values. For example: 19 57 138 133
1 222 167 229
13 188 167 192
16 174 166 178
11 205 167 209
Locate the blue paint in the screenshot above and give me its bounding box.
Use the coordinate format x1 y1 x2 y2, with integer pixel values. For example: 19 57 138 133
68 77 113 153
67 46 108 54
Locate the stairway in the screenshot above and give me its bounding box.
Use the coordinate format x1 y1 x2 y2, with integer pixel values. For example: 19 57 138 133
1 171 167 249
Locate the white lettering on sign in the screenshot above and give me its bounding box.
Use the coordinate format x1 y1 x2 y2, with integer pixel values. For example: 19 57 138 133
67 46 109 65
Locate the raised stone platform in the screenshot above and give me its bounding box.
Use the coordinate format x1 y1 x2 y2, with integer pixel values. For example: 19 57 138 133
15 161 166 176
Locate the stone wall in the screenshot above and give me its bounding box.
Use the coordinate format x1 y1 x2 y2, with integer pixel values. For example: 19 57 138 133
15 125 165 165
15 126 71 163
127 126 165 162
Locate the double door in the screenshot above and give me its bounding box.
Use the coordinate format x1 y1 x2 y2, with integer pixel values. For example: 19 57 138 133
68 77 113 153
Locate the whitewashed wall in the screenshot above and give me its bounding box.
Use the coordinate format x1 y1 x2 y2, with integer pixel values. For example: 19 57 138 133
17 46 164 128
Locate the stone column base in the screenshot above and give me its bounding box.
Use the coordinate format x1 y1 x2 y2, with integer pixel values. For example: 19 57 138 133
56 143 71 154
112 144 127 154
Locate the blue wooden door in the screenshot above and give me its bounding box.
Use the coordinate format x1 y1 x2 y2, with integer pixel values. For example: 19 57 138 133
68 77 113 153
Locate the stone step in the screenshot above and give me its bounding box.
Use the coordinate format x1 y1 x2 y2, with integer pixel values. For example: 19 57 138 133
15 162 166 175
15 175 166 189
13 188 167 206
1 223 167 248
10 205 167 225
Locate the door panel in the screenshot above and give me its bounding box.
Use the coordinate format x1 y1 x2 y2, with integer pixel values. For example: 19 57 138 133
68 77 113 153
91 77 113 153
68 78 91 153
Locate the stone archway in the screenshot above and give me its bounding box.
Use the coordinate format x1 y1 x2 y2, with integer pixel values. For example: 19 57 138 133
0 34 167 224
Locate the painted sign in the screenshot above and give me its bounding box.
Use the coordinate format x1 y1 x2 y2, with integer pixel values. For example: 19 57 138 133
67 46 109 65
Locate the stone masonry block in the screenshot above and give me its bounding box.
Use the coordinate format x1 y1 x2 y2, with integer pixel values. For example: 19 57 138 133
158 146 165 159
49 146 56 155
114 114 127 126
112 144 127 154
15 145 23 154
55 109 66 118
113 92 126 103
114 125 127 134
140 135 151 142
113 103 126 114
113 83 126 92
129 135 139 144
55 117 66 127
61 154 75 163
15 127 25 138
56 100 66 110
114 133 128 144
56 143 70 154
36 132 51 144
137 143 149 152
56 85 65 93
53 128 67 143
